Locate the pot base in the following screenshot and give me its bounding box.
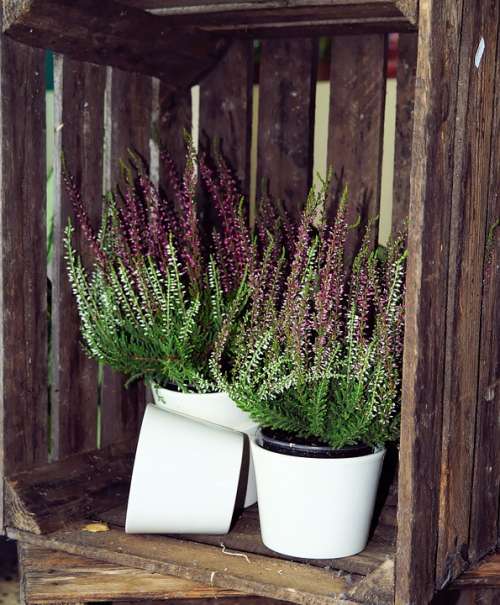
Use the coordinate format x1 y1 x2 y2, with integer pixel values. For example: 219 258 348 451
151 384 258 507
126 405 244 535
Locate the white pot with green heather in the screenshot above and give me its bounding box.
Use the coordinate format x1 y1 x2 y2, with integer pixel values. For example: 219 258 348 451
213 184 407 557
64 146 266 525
250 430 385 558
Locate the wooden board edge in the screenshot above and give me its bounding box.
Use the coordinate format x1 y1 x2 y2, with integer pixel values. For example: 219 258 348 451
348 559 395 605
6 527 369 605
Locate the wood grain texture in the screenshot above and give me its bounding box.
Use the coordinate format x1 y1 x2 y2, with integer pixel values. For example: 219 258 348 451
5 441 134 535
157 83 192 178
122 0 418 34
256 38 317 220
436 0 500 587
347 559 394 605
395 0 465 603
3 0 228 87
468 17 500 564
51 56 105 460
8 524 362 605
451 554 500 590
101 504 392 577
18 544 251 603
391 32 417 235
0 24 48 532
327 34 387 264
100 68 152 447
199 39 253 199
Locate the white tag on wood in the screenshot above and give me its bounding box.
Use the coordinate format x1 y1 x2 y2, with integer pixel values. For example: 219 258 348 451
475 37 485 69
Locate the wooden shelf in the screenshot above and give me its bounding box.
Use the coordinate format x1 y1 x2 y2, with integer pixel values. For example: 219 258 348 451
123 0 418 34
2 0 227 86
10 522 395 605
6 446 396 605
18 544 252 604
2 0 418 72
17 544 397 605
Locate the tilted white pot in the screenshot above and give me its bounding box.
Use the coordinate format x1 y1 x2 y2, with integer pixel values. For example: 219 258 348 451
251 436 385 559
126 404 244 534
151 384 258 507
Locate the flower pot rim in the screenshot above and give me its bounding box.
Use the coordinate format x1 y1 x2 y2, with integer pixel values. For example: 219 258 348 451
151 382 259 436
151 381 228 398
253 429 386 463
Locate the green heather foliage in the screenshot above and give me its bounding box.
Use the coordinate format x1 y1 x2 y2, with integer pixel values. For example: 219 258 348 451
66 232 248 392
212 180 407 449
65 147 254 393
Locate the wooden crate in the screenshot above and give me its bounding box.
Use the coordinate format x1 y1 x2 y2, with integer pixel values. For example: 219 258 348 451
0 1 499 604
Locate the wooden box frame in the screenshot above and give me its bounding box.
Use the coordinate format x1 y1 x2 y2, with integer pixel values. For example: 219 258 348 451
0 1 498 604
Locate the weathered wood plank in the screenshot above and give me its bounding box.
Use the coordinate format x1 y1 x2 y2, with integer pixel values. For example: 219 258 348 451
451 554 500 590
0 26 48 532
100 504 392 577
468 18 500 564
123 0 418 33
101 68 153 446
391 32 417 235
395 0 467 602
157 83 192 178
327 34 387 264
199 39 253 199
3 0 227 87
256 38 317 219
51 56 106 460
8 524 359 605
347 559 394 605
18 544 251 603
436 0 500 587
5 442 134 535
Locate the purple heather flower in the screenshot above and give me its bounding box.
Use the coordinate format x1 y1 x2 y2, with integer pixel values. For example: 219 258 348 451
63 171 106 266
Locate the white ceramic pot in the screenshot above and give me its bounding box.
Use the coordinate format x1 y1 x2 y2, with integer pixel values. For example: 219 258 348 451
126 405 244 534
250 438 385 559
151 384 258 507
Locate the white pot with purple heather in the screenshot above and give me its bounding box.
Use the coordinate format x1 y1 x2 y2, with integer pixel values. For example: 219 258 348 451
64 145 267 526
213 182 407 558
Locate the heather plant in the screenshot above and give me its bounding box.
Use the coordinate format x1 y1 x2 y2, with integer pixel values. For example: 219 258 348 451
212 180 407 449
65 145 255 393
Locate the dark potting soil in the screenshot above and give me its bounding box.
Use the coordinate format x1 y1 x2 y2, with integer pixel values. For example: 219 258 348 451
257 427 374 459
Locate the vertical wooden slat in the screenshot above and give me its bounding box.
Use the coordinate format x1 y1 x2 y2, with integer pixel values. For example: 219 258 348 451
52 56 106 459
391 33 417 235
199 40 253 199
395 0 468 602
0 35 47 531
468 13 500 564
257 39 318 220
436 0 500 587
158 83 192 178
328 35 387 262
100 68 152 447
